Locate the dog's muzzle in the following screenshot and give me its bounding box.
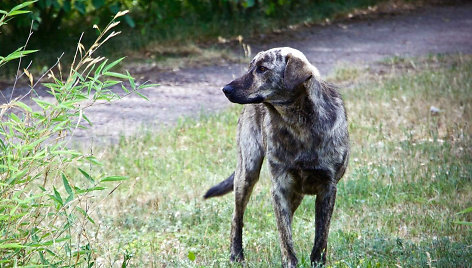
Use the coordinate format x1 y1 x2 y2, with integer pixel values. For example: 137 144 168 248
222 84 234 95
222 84 263 104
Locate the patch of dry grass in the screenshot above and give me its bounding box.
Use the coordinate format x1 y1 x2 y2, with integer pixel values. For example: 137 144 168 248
127 43 246 74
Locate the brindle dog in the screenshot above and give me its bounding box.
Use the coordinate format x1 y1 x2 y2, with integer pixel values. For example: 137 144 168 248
204 47 349 267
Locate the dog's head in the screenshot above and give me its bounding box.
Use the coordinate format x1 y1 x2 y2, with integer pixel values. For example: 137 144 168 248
222 47 320 104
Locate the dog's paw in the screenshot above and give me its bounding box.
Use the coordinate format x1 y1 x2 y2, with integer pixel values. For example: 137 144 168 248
230 250 245 263
310 252 326 267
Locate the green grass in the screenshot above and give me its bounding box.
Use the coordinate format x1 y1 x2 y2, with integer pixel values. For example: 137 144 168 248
90 54 472 267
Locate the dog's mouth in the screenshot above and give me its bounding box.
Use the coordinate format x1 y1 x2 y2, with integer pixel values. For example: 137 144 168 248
222 85 264 104
225 93 264 104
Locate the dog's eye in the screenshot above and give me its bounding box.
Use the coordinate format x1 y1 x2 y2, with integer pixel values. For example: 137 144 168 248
257 66 268 73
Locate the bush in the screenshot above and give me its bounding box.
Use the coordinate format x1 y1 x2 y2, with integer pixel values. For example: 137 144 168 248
0 0 135 33
0 3 152 266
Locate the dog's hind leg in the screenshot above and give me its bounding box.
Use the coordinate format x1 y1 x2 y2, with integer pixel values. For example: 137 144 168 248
230 115 265 262
310 184 337 266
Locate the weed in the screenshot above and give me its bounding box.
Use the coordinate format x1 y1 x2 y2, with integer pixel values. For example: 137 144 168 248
0 4 152 265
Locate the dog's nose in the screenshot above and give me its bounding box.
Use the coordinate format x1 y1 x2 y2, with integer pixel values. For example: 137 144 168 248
222 85 233 94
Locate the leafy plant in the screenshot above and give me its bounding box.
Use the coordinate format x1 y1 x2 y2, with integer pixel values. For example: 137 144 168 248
0 3 153 266
455 207 472 226
1 0 135 33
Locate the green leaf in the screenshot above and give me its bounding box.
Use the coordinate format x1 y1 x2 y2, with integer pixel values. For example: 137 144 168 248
82 113 92 126
63 0 71 12
75 186 105 194
6 169 27 185
75 1 86 14
0 164 16 172
0 138 8 149
52 120 70 132
51 150 81 157
12 101 33 113
62 173 73 196
65 194 74 204
52 0 61 10
188 251 196 261
453 221 472 226
78 168 94 183
134 90 149 101
39 250 50 265
243 0 255 8
100 176 128 182
9 204 19 216
92 0 105 9
53 186 64 207
457 207 472 214
33 98 53 109
138 83 159 89
0 243 27 249
94 59 108 78
9 112 20 122
103 71 130 80
124 14 135 28
127 71 135 90
108 3 120 14
23 136 48 151
102 57 125 73
76 207 95 224
9 10 31 16
29 236 71 247
3 49 38 62
10 1 37 12
102 80 121 90
85 156 102 166
121 84 130 94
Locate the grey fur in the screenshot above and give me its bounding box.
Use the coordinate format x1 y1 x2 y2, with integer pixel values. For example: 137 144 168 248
204 47 350 267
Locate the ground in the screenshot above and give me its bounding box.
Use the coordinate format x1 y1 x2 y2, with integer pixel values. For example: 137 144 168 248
1 2 472 144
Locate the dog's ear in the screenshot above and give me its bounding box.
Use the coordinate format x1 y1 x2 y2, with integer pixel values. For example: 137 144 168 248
283 53 313 90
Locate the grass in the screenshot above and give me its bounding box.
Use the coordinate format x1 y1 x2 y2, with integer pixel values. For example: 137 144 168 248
86 53 472 267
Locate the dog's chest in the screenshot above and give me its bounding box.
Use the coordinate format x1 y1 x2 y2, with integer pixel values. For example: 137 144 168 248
263 112 341 191
264 123 320 168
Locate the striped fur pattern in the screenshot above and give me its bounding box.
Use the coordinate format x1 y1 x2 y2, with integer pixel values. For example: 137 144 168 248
204 47 350 267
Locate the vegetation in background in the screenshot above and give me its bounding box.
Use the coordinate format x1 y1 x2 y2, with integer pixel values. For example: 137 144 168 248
0 0 392 76
1 0 388 36
0 3 152 265
93 54 472 266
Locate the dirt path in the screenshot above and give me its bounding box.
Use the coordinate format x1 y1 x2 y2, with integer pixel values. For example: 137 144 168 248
3 3 472 145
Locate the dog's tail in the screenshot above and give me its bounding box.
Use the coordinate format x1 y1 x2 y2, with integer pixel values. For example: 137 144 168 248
203 172 234 199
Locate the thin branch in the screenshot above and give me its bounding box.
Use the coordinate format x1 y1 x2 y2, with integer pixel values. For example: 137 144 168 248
17 52 64 103
64 108 83 146
70 33 84 79
0 59 32 103
0 85 7 102
10 20 34 102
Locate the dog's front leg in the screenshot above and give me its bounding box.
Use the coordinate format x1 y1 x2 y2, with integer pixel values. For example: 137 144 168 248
230 122 264 262
230 168 259 262
311 184 337 266
270 172 299 268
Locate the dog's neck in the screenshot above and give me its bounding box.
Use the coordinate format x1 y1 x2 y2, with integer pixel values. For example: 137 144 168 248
266 94 314 127
266 79 340 131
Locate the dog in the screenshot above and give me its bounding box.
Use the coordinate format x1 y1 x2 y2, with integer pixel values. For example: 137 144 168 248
204 47 349 267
